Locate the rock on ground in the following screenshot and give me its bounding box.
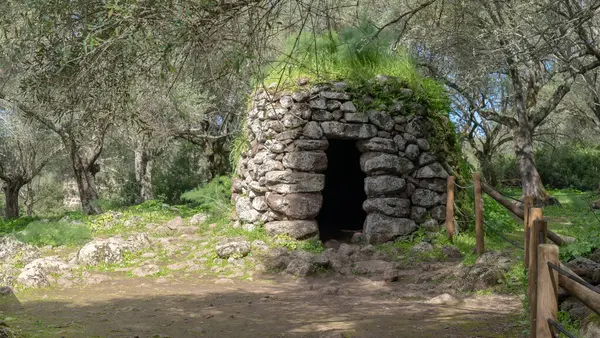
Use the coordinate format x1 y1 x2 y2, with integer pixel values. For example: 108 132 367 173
17 256 71 288
427 293 460 306
215 240 251 258
77 234 152 266
132 264 161 277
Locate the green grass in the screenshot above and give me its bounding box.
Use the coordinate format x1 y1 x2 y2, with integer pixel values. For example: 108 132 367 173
181 176 233 225
14 220 92 247
259 19 449 114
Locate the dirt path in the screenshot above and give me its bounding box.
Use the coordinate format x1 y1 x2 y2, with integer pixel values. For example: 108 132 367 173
6 273 524 338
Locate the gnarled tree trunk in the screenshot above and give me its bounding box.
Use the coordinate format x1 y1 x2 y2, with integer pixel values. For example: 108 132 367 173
134 146 154 202
72 156 102 215
2 179 23 219
513 125 555 206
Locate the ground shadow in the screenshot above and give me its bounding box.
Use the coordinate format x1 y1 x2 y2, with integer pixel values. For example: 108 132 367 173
4 276 525 338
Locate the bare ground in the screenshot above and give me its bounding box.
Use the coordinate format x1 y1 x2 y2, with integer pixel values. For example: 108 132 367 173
5 271 525 338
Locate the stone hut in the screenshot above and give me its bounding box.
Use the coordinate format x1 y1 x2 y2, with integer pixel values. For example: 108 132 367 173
232 77 454 244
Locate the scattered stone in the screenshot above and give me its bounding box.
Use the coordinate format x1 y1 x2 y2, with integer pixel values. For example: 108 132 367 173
421 219 441 232
215 240 251 259
286 259 313 277
427 293 460 306
132 264 160 277
442 245 463 259
337 243 356 257
166 216 184 229
351 232 365 244
580 314 600 338
189 213 209 225
411 242 434 253
324 239 341 250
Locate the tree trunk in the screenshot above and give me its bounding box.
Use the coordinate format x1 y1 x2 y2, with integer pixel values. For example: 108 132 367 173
513 125 555 206
134 146 154 202
3 180 23 219
477 151 498 187
25 182 34 217
72 158 102 215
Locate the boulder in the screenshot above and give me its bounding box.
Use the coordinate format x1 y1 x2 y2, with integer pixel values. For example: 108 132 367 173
404 144 420 161
393 135 407 151
266 193 323 219
252 196 269 212
236 197 261 222
294 139 329 151
415 162 449 179
411 189 442 207
566 257 600 283
0 286 20 310
360 152 414 175
18 256 71 285
362 198 411 217
283 152 328 172
292 91 310 102
321 122 378 139
286 259 313 277
340 101 357 113
344 113 369 123
77 237 129 266
303 121 324 139
356 138 397 154
364 176 406 197
418 179 446 193
326 100 342 111
215 240 251 258
364 214 417 244
367 110 394 131
417 139 431 151
265 171 325 194
410 206 427 223
430 205 446 221
0 236 40 265
310 97 327 110
321 91 350 100
265 220 319 240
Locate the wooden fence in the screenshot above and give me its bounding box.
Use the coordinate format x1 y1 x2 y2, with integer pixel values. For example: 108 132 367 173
446 174 600 338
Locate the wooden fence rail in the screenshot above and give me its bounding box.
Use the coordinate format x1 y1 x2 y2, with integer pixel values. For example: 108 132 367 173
445 174 598 337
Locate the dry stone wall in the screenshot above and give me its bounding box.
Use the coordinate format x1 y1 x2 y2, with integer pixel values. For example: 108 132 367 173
233 78 451 244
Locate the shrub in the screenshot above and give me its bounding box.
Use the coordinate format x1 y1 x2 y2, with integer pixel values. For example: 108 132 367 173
181 176 232 222
15 220 92 247
492 143 600 190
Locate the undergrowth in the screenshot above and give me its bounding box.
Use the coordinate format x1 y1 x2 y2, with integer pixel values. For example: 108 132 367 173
259 19 449 114
14 220 92 247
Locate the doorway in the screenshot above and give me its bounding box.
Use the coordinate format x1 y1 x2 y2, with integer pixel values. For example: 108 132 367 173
316 139 367 241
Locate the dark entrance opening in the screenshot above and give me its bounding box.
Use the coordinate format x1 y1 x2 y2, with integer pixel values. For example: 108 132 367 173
317 139 367 241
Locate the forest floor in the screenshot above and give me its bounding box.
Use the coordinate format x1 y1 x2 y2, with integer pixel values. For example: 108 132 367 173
5 186 600 338
5 258 524 338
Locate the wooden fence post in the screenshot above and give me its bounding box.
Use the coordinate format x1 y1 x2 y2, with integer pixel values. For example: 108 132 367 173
528 213 544 338
474 173 485 255
524 196 534 269
445 176 455 243
536 244 559 338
